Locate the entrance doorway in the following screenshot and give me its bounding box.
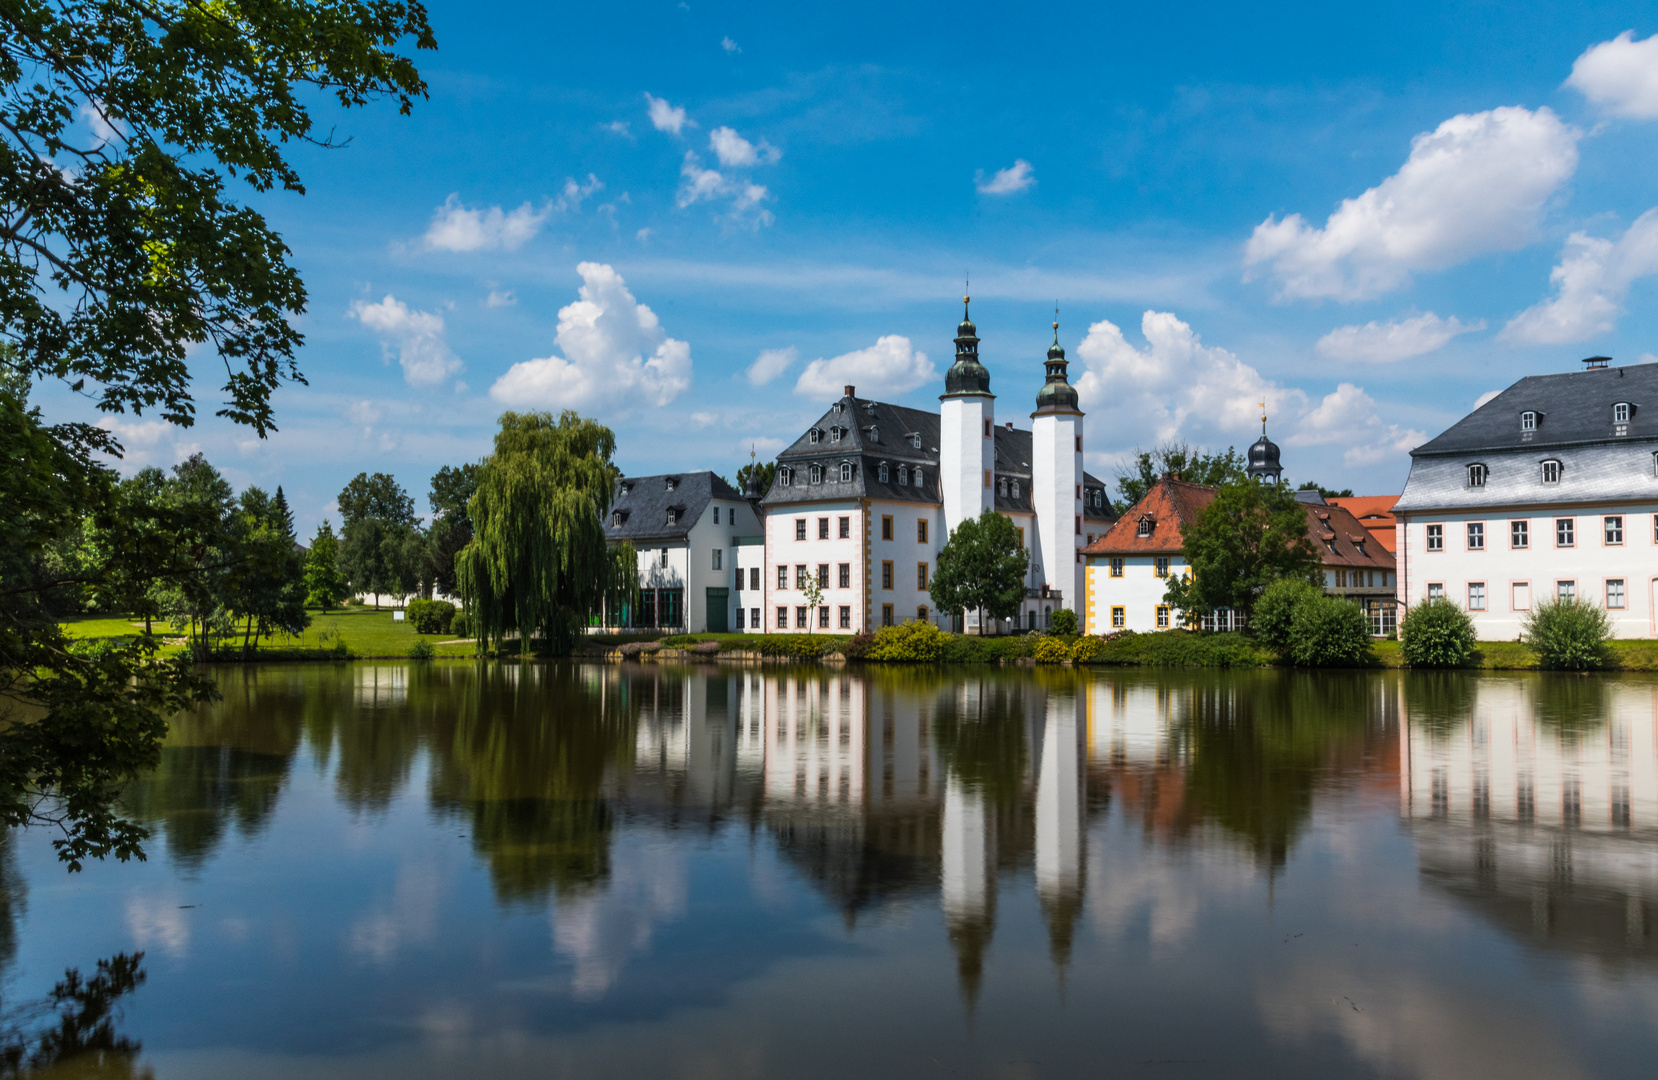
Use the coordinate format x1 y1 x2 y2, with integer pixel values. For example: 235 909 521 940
705 587 729 633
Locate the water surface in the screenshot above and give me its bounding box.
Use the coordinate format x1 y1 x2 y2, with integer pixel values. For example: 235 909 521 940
7 662 1658 1078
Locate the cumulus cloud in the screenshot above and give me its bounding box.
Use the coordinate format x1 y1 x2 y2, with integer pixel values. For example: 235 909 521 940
1073 310 1424 469
490 262 691 411
676 152 773 228
1244 107 1579 301
975 159 1035 195
94 417 200 471
423 195 549 252
709 126 780 167
555 173 605 212
485 289 516 308
78 99 122 148
1566 31 1658 118
721 36 741 53
1501 208 1658 344
645 93 692 135
746 346 797 386
794 336 935 399
350 295 463 386
603 120 633 139
1315 312 1484 363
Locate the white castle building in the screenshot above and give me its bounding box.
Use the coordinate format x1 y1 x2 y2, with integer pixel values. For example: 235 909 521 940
753 298 1114 634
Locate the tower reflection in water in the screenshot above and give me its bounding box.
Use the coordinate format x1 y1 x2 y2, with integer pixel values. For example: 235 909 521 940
1401 676 1658 963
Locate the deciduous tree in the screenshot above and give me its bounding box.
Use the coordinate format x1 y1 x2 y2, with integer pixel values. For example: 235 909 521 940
1114 443 1245 513
928 511 1029 635
1162 480 1321 623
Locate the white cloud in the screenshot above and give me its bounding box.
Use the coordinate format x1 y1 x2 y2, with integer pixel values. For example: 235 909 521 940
709 126 780 167
794 336 934 399
1244 107 1580 301
485 289 516 308
422 194 549 252
676 152 773 228
721 36 741 53
1500 208 1658 343
555 173 604 212
1315 312 1484 363
746 346 797 386
1474 389 1502 409
93 417 200 471
635 227 652 243
350 295 463 386
78 99 122 148
645 93 692 135
1566 31 1658 118
1073 310 1423 470
603 120 633 139
974 159 1035 195
489 262 691 411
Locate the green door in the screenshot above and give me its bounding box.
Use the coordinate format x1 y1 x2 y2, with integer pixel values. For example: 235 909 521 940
705 588 729 633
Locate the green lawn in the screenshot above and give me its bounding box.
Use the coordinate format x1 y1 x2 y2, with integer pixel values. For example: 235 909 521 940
60 607 475 660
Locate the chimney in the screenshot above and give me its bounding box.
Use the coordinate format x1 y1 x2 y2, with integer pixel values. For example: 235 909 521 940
844 385 856 397
1005 421 1013 429
1583 356 1611 370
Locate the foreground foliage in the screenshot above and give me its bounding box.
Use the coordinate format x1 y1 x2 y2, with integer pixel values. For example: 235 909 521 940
929 510 1030 633
1163 480 1321 624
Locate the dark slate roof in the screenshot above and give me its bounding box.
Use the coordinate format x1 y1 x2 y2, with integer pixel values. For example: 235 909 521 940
1413 363 1658 456
605 471 741 543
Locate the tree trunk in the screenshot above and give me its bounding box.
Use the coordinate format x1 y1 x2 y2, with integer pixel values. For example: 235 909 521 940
242 614 254 656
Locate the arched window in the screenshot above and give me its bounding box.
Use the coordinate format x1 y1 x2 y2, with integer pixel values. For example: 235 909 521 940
1137 516 1154 537
1541 459 1562 484
912 469 923 488
779 467 791 487
1467 463 1487 487
998 477 1008 497
911 433 922 448
1011 480 1021 499
878 462 889 482
810 464 823 484
897 465 909 485
867 427 880 443
839 462 853 482
917 605 929 622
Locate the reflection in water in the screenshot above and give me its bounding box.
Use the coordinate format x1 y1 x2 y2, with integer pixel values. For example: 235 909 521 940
0 954 149 1080
1402 676 1658 966
53 662 1658 1078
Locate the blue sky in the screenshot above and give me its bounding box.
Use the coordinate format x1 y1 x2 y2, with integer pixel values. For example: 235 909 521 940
41 1 1658 533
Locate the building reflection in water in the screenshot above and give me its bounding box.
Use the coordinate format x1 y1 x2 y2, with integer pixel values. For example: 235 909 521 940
1401 676 1658 964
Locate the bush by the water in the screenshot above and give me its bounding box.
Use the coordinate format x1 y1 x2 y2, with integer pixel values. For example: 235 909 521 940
1399 597 1476 668
1286 596 1374 667
1048 609 1077 636
755 634 838 659
863 621 947 662
1251 578 1321 653
409 638 434 661
406 599 456 635
1033 637 1069 664
1524 598 1612 670
451 612 470 639
1068 636 1103 663
1074 629 1265 667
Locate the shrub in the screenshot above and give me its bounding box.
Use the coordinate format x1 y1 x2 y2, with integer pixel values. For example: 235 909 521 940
1287 596 1373 667
1251 578 1321 652
1525 598 1612 671
691 640 721 655
451 612 470 639
866 621 947 662
844 633 875 660
661 633 699 646
409 638 434 661
619 641 662 657
756 634 833 659
1399 597 1476 668
406 599 456 635
1069 636 1103 663
1033 637 1069 664
1048 609 1078 636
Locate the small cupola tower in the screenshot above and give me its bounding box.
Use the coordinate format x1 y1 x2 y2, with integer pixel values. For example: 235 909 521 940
1247 402 1283 484
1031 313 1085 616
940 294 995 537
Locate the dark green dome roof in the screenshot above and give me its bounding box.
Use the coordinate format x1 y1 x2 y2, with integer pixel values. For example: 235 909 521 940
1033 320 1079 414
944 296 993 397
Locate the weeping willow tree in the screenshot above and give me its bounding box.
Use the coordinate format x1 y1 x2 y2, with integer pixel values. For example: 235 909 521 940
456 412 636 655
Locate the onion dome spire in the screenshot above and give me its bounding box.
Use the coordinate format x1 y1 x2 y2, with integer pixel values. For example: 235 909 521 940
943 293 993 397
1246 401 1282 483
1033 309 1079 415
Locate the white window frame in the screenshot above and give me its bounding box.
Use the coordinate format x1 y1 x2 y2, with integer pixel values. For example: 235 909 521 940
1425 524 1443 552
878 463 889 483
1608 579 1627 609
1427 583 1444 600
1467 463 1487 487
1521 411 1536 431
839 462 853 483
1511 520 1529 549
1615 402 1631 424
1556 518 1575 548
1557 580 1576 602
1605 515 1623 545
712 549 722 571
1468 582 1486 611
1467 522 1484 551
1541 459 1562 484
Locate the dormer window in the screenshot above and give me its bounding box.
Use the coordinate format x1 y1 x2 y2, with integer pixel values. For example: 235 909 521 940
878 462 889 482
867 427 880 443
1137 516 1154 537
912 469 924 488
830 427 842 443
666 508 679 525
839 462 853 482
620 481 633 496
665 477 678 491
832 402 844 414
810 464 823 484
898 465 909 485
809 428 821 444
611 511 625 526
1467 463 1487 487
1355 539 1366 556
780 467 792 487
1011 480 1021 499
1520 411 1537 432
998 477 1008 497
1541 459 1562 484
910 433 922 449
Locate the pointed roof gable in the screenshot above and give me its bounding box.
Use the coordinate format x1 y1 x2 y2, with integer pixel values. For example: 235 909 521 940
1081 477 1216 555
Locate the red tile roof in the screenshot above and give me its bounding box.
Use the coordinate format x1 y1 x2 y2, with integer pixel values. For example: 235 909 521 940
1328 495 1399 553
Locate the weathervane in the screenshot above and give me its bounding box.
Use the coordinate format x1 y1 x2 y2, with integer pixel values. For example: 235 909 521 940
1258 400 1268 435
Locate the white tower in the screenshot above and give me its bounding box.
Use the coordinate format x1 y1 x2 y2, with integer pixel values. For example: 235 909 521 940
939 296 994 539
1030 318 1084 612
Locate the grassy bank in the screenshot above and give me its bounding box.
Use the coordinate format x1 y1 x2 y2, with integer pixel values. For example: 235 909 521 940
61 607 475 660
1372 638 1658 671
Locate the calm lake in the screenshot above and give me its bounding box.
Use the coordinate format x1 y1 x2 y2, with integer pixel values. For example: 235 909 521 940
7 661 1658 1078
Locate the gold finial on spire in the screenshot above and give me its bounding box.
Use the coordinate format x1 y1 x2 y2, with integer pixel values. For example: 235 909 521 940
1258 400 1268 434
1053 299 1060 343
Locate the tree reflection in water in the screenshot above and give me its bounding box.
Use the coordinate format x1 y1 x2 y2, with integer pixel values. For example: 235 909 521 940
0 953 149 1080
